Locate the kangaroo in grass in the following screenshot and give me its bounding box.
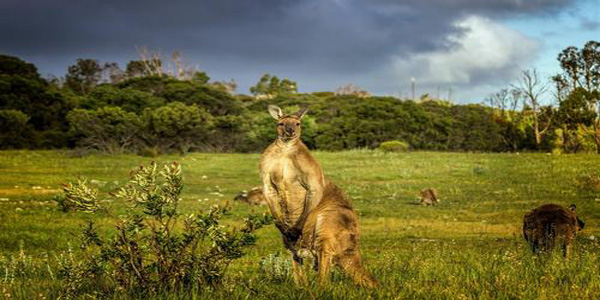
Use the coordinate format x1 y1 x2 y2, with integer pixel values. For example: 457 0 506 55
259 105 377 287
420 188 439 206
523 204 585 257
233 187 267 205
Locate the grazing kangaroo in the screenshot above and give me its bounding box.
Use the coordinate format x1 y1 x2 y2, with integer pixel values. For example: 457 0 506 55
523 204 585 257
259 105 376 287
233 187 267 205
420 188 439 206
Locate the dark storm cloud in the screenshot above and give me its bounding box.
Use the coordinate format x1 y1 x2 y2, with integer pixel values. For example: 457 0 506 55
0 0 576 94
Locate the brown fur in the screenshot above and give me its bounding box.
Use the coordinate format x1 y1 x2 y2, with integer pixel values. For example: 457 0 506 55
523 204 585 257
420 188 439 206
259 105 376 287
233 187 267 205
259 106 326 240
259 106 328 284
232 184 379 287
298 182 378 287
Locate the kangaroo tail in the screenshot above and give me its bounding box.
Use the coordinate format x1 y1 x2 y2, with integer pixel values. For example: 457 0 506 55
543 222 557 250
339 254 379 288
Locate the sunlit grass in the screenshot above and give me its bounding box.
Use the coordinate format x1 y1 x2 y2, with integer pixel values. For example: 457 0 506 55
1 150 599 299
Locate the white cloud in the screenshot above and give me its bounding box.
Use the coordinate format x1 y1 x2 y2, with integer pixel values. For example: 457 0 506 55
389 15 540 96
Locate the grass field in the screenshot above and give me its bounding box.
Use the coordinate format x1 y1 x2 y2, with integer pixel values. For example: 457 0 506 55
1 150 600 299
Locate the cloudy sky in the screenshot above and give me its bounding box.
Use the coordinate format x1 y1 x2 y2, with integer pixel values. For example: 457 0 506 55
1 0 598 102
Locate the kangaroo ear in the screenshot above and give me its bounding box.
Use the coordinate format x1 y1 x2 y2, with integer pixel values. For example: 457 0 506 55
268 105 283 120
295 107 308 119
569 204 576 212
577 217 585 230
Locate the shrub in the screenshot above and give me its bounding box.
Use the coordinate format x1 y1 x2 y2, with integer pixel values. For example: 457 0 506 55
379 140 410 152
56 162 272 298
52 178 101 212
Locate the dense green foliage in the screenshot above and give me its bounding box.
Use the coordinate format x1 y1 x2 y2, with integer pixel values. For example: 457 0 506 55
67 106 143 154
1 150 600 299
553 41 600 153
1 40 598 153
0 55 75 148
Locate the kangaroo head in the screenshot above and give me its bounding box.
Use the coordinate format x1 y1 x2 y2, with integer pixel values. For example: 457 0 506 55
268 105 308 142
569 204 585 231
233 191 248 202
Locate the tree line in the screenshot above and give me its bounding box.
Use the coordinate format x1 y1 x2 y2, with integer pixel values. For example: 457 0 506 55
0 40 598 154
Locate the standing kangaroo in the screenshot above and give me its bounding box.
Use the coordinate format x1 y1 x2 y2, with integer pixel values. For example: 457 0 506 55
259 105 327 281
260 105 377 287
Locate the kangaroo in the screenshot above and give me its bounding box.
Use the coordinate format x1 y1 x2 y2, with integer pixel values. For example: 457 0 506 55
233 187 267 205
420 188 439 206
298 182 378 287
234 182 378 287
259 105 327 283
523 203 585 257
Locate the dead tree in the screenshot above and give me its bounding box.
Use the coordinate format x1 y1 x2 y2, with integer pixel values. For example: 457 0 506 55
516 69 553 147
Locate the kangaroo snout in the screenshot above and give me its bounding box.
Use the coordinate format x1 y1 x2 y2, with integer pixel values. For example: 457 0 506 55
285 126 295 135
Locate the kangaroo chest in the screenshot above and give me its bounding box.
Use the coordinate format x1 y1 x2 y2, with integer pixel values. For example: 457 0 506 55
267 157 307 224
270 157 301 182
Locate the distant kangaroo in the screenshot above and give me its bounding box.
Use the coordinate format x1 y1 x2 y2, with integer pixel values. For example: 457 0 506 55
420 188 439 206
233 187 267 205
259 105 376 287
523 203 585 257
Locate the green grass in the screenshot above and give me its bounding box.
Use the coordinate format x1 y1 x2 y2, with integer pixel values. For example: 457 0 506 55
1 150 600 299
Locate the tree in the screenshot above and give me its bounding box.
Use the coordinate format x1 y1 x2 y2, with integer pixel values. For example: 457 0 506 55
486 88 520 118
84 85 164 113
556 87 596 152
125 60 148 78
335 83 371 97
102 62 125 84
209 79 237 94
0 109 31 148
169 51 203 80
250 74 297 97
486 88 526 151
556 41 600 153
0 54 38 78
128 49 209 82
143 102 214 153
65 58 103 95
0 55 74 148
516 69 553 147
448 104 503 151
191 71 210 84
159 80 243 116
67 107 143 154
279 78 297 94
136 46 164 77
249 74 271 96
